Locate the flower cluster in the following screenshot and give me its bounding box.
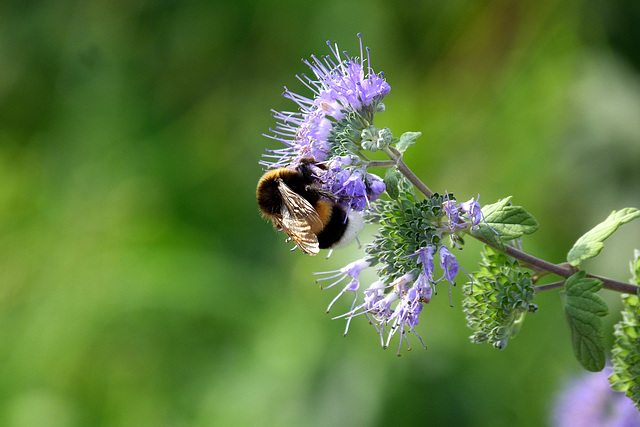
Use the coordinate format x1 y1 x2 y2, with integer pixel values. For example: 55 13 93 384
262 33 390 170
260 34 489 354
442 193 490 236
609 250 640 406
315 192 488 355
321 156 386 212
258 33 640 411
261 34 390 213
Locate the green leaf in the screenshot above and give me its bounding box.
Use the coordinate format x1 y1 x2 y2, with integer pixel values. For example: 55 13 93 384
609 292 640 407
567 208 640 267
632 249 640 286
471 196 539 247
561 271 608 372
464 246 538 350
384 167 401 200
395 131 422 153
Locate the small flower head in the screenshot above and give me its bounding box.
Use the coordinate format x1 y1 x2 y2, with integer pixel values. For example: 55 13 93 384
316 156 385 213
439 246 459 283
442 198 460 225
262 33 390 169
384 273 430 355
366 173 386 201
261 37 495 355
459 195 483 229
415 246 435 282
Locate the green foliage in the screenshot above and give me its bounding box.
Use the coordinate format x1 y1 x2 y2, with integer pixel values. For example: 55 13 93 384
567 208 640 267
633 250 640 286
328 113 364 157
609 294 640 406
464 246 538 350
1 1 638 424
609 252 640 406
384 167 402 200
560 271 608 372
361 126 394 152
365 192 446 284
395 131 422 153
472 197 539 248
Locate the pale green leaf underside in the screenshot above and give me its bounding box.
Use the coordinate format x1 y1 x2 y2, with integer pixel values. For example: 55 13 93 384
395 131 421 153
567 208 640 267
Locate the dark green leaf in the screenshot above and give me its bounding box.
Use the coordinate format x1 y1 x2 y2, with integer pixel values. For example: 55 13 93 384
561 271 608 372
567 208 640 267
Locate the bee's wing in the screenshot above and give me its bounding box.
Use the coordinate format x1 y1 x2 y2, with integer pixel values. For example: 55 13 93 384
278 181 321 255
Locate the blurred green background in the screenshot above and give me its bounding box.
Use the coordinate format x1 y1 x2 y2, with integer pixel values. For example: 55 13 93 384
1 0 639 425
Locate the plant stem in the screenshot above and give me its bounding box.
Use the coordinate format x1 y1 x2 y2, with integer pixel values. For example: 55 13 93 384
586 273 639 294
367 160 396 168
533 281 565 293
385 149 640 295
533 275 638 294
475 224 639 294
383 146 433 197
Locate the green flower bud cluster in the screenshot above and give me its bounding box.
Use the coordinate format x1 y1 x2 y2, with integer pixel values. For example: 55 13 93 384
609 250 640 407
361 126 393 152
328 113 363 157
365 189 447 284
464 246 538 350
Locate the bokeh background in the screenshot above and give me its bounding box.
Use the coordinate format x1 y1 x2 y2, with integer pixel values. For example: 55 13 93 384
1 0 639 426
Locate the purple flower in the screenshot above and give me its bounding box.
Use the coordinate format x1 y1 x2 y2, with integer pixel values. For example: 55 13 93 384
459 195 498 235
442 194 466 236
331 280 388 337
262 34 390 169
314 258 370 313
442 194 498 238
334 285 399 347
334 170 368 211
438 246 473 306
412 272 434 304
370 292 399 322
319 156 385 213
553 369 640 427
414 246 436 282
304 35 390 115
439 246 459 283
384 274 429 355
366 173 386 201
438 246 461 306
459 196 482 228
442 199 459 224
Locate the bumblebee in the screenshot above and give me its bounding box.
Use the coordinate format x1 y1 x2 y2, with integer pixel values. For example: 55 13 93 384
256 159 364 255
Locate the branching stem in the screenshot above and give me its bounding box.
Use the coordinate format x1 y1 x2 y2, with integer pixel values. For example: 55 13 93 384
383 146 433 198
384 149 640 295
